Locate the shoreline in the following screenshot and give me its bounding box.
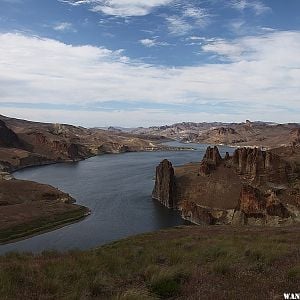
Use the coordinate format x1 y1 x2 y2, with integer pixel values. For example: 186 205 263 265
1 143 193 246
0 141 268 247
0 206 91 245
10 143 195 175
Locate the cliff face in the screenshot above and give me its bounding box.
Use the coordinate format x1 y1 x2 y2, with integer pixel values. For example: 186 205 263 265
153 145 300 226
232 147 293 185
152 159 176 208
236 185 291 224
238 185 265 217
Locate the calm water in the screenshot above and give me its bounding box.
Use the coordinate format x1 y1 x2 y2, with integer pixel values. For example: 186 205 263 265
0 142 234 254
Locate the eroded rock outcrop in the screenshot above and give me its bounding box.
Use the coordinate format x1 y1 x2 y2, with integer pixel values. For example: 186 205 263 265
153 145 300 226
180 200 233 225
199 146 222 175
152 159 176 208
234 185 292 224
203 146 222 165
232 147 293 185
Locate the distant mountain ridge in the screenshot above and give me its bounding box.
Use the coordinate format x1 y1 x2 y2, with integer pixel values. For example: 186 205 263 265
127 120 300 149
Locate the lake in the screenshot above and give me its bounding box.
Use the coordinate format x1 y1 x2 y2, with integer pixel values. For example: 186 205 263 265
0 142 234 254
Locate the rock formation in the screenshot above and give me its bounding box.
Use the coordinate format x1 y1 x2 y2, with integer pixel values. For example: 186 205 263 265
199 146 222 175
152 159 176 208
203 146 222 165
153 145 300 226
237 185 266 217
231 147 293 185
180 200 233 225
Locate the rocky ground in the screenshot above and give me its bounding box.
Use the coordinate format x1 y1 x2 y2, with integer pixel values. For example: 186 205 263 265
0 225 299 299
153 144 300 226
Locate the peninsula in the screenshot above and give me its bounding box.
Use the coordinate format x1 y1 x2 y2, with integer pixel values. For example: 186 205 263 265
153 144 300 226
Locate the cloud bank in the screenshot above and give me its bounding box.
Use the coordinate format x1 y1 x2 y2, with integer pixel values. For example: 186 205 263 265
0 31 300 125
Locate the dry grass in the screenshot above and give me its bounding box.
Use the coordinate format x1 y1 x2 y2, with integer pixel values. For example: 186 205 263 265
0 225 299 299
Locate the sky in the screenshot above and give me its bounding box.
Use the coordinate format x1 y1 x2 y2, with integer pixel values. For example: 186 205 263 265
0 0 300 127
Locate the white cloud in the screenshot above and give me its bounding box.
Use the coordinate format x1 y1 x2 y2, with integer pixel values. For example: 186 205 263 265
165 4 211 36
183 6 211 27
139 38 169 47
0 31 300 124
53 22 76 32
59 0 173 17
166 15 192 36
230 0 271 15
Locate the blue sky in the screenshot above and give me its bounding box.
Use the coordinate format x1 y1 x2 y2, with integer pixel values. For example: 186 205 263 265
0 0 300 126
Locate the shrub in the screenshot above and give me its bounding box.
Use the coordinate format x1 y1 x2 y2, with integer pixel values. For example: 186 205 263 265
287 266 300 280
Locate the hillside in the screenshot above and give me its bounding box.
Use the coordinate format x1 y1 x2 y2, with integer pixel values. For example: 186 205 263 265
0 225 299 299
0 115 175 172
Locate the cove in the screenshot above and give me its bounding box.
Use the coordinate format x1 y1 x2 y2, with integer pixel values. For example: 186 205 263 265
0 142 234 254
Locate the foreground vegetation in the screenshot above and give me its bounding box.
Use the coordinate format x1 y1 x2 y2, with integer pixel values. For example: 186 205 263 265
0 225 299 299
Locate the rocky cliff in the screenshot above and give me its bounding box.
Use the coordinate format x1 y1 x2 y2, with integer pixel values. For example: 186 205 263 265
152 159 176 208
231 147 293 185
153 145 300 226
